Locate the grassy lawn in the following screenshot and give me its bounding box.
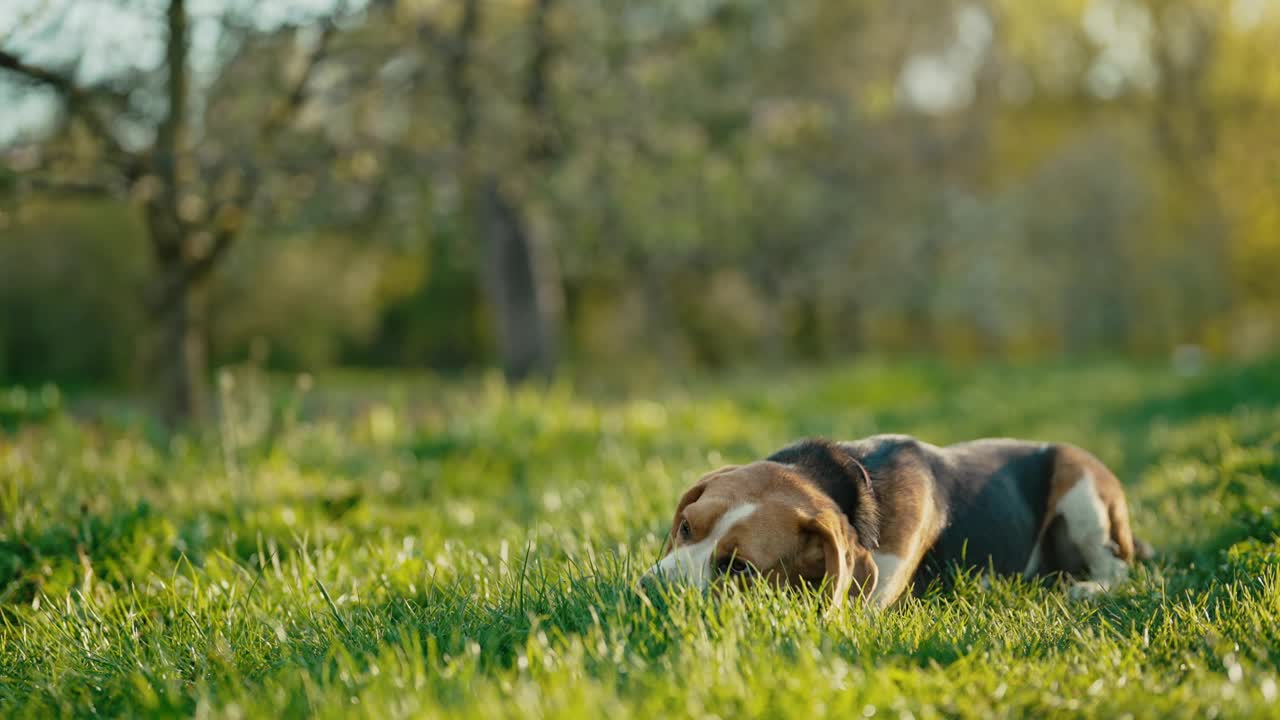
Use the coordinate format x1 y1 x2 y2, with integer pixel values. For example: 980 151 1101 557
2 359 1279 718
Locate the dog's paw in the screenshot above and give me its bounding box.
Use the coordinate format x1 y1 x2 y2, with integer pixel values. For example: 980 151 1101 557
1067 580 1108 601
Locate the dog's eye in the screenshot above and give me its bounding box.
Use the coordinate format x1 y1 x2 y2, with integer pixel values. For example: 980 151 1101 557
718 556 754 576
678 519 692 541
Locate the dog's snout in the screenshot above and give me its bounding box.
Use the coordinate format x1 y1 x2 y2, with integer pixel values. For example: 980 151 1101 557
634 564 669 595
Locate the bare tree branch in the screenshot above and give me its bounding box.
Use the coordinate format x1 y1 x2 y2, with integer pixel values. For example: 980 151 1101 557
147 171 248 315
415 15 456 61
0 49 138 169
151 16 341 316
0 49 76 90
151 0 191 262
448 0 482 151
524 0 559 162
260 19 339 143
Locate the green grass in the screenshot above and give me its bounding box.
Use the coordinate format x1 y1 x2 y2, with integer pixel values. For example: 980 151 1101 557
2 358 1280 718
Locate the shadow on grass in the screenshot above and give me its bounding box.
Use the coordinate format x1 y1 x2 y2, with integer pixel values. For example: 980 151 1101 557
1108 359 1280 426
0 494 360 606
0 500 166 605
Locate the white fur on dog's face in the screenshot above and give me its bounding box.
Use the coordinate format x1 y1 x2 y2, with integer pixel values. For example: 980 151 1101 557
638 462 879 608
643 503 758 588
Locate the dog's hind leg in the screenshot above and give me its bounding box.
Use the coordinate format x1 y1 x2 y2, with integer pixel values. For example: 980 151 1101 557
1027 446 1137 598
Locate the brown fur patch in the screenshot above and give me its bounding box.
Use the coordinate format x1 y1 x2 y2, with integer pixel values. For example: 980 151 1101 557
1037 445 1136 564
664 462 878 605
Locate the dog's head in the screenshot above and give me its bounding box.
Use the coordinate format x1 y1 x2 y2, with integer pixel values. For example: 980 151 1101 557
641 442 880 608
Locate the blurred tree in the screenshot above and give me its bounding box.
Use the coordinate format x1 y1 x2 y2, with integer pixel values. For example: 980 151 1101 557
0 0 342 423
444 0 563 382
2 0 1278 394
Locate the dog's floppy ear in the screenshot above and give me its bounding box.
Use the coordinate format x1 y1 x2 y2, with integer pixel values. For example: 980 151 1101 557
850 545 879 603
803 509 878 609
768 439 879 550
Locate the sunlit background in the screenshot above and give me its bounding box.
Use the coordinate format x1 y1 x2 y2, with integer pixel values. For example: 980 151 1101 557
5 4 1280 716
2 0 1278 420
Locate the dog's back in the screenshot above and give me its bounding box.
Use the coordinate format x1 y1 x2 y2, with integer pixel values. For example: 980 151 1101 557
841 436 1139 591
920 439 1059 581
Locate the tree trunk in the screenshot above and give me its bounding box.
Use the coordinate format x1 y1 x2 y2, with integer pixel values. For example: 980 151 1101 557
477 178 558 382
146 194 209 425
151 0 203 426
157 263 209 425
443 0 563 382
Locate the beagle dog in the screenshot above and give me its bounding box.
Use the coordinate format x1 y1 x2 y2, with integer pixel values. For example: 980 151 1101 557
641 435 1149 609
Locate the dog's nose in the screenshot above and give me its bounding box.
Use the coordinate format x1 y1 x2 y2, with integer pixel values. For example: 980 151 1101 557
634 565 665 594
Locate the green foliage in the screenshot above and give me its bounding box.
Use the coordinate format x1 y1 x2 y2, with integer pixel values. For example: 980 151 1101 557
211 233 391 370
0 384 61 432
6 0 1280 389
2 359 1279 717
0 199 148 385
